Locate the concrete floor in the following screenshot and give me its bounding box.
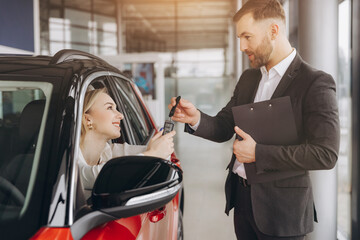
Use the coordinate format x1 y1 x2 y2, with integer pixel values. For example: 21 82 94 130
172 77 237 240
176 129 236 240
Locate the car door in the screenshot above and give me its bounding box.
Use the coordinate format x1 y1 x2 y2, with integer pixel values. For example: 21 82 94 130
0 77 60 239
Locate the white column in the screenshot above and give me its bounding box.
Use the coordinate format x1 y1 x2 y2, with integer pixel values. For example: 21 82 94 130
33 0 40 55
234 0 243 81
116 1 125 54
298 1 338 239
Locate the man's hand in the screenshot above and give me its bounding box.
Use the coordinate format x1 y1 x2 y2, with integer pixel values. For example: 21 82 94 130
168 97 200 126
233 126 256 163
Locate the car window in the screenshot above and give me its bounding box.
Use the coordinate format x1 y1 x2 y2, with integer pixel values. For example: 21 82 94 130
113 77 152 145
0 81 52 221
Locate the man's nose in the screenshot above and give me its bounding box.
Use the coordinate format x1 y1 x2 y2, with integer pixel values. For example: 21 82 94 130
240 39 247 52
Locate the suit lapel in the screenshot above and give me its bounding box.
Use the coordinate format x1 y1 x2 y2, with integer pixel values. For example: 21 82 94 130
271 53 303 99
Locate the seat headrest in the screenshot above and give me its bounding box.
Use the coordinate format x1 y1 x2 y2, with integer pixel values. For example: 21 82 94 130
19 100 45 144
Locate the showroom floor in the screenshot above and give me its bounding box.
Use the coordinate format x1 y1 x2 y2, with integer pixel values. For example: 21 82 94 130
173 77 237 240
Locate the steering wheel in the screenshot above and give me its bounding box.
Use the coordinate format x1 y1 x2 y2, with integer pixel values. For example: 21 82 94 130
0 176 25 206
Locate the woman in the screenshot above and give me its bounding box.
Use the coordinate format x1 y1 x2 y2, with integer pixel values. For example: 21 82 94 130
78 88 175 195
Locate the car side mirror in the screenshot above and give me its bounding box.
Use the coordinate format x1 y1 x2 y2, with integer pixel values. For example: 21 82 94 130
71 156 183 240
92 155 182 216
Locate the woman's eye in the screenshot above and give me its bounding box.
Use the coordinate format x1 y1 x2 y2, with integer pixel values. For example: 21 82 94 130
245 36 250 40
107 106 113 110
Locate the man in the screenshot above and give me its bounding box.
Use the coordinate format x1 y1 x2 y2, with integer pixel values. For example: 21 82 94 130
168 0 340 239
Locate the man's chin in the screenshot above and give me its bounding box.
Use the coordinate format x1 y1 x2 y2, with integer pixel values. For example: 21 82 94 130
250 61 265 69
250 63 261 69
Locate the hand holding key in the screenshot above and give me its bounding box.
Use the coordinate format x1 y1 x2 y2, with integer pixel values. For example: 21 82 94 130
168 97 200 126
162 96 181 135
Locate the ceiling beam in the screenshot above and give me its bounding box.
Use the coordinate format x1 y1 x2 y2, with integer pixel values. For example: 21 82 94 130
120 0 232 4
157 30 228 34
123 15 231 20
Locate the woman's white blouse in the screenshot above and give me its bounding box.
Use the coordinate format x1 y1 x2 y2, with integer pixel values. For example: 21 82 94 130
77 142 147 190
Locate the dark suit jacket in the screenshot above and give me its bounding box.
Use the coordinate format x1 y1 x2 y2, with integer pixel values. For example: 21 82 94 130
185 53 340 237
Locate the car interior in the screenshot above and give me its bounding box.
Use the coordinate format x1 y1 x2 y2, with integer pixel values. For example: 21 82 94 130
0 95 45 220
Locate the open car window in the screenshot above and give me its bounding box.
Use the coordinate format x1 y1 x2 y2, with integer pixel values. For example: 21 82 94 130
0 81 52 222
112 77 152 145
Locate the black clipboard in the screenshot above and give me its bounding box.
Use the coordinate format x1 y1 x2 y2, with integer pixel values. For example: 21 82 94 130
232 96 305 183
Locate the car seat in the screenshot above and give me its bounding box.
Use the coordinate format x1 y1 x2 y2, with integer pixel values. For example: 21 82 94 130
0 99 45 202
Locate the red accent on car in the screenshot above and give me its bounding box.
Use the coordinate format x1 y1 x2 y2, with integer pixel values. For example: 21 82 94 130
148 207 167 223
30 227 73 240
82 215 142 240
171 157 180 164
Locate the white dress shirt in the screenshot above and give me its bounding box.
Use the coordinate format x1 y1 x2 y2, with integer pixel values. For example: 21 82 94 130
232 49 297 178
78 142 146 198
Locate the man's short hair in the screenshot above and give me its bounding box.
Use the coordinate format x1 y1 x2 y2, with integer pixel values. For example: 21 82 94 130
233 0 285 24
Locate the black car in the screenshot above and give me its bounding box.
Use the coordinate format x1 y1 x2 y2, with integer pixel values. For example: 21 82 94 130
0 49 184 240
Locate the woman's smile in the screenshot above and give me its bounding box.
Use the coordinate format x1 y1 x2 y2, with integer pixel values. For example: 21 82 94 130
112 121 120 129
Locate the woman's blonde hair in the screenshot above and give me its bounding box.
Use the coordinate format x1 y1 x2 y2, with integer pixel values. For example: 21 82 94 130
81 88 107 136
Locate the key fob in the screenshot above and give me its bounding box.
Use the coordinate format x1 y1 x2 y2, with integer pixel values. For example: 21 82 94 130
162 119 174 135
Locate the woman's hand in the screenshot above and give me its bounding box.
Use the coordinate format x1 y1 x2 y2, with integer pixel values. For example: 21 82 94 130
143 130 176 159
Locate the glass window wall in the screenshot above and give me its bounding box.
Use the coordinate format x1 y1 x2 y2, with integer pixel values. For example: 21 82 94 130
40 0 118 56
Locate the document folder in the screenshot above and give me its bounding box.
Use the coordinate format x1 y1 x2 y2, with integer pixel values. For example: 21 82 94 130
231 96 305 184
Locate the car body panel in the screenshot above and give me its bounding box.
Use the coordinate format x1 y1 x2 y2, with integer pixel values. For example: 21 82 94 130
30 227 73 240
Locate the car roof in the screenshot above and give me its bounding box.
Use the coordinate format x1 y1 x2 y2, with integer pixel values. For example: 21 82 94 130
0 50 124 80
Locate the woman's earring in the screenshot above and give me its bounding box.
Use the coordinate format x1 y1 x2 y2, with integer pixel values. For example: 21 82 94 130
88 123 93 130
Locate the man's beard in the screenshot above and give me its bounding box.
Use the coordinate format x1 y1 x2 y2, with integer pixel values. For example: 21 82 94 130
247 35 273 69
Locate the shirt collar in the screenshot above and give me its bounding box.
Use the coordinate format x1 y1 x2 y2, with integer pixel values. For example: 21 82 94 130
260 48 297 78
273 48 297 77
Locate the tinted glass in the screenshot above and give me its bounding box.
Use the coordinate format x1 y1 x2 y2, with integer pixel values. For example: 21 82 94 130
0 82 51 221
113 77 151 144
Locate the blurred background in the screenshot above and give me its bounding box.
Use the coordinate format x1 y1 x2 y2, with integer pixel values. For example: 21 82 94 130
0 0 359 239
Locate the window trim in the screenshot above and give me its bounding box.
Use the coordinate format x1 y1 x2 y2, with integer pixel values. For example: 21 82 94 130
67 71 112 226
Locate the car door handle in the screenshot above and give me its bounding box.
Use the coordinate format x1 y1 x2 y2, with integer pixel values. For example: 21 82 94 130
148 206 167 223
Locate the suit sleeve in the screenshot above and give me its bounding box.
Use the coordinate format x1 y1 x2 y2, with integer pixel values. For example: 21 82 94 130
255 73 340 172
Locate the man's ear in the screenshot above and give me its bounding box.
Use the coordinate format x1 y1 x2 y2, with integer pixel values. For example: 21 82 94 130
270 23 280 40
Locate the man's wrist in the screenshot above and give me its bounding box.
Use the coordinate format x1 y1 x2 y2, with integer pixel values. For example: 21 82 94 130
190 110 201 126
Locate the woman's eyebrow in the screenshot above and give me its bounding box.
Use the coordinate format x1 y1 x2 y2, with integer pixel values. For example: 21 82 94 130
104 102 117 107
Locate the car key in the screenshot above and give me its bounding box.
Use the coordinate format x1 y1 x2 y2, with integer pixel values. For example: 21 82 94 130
162 96 181 135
